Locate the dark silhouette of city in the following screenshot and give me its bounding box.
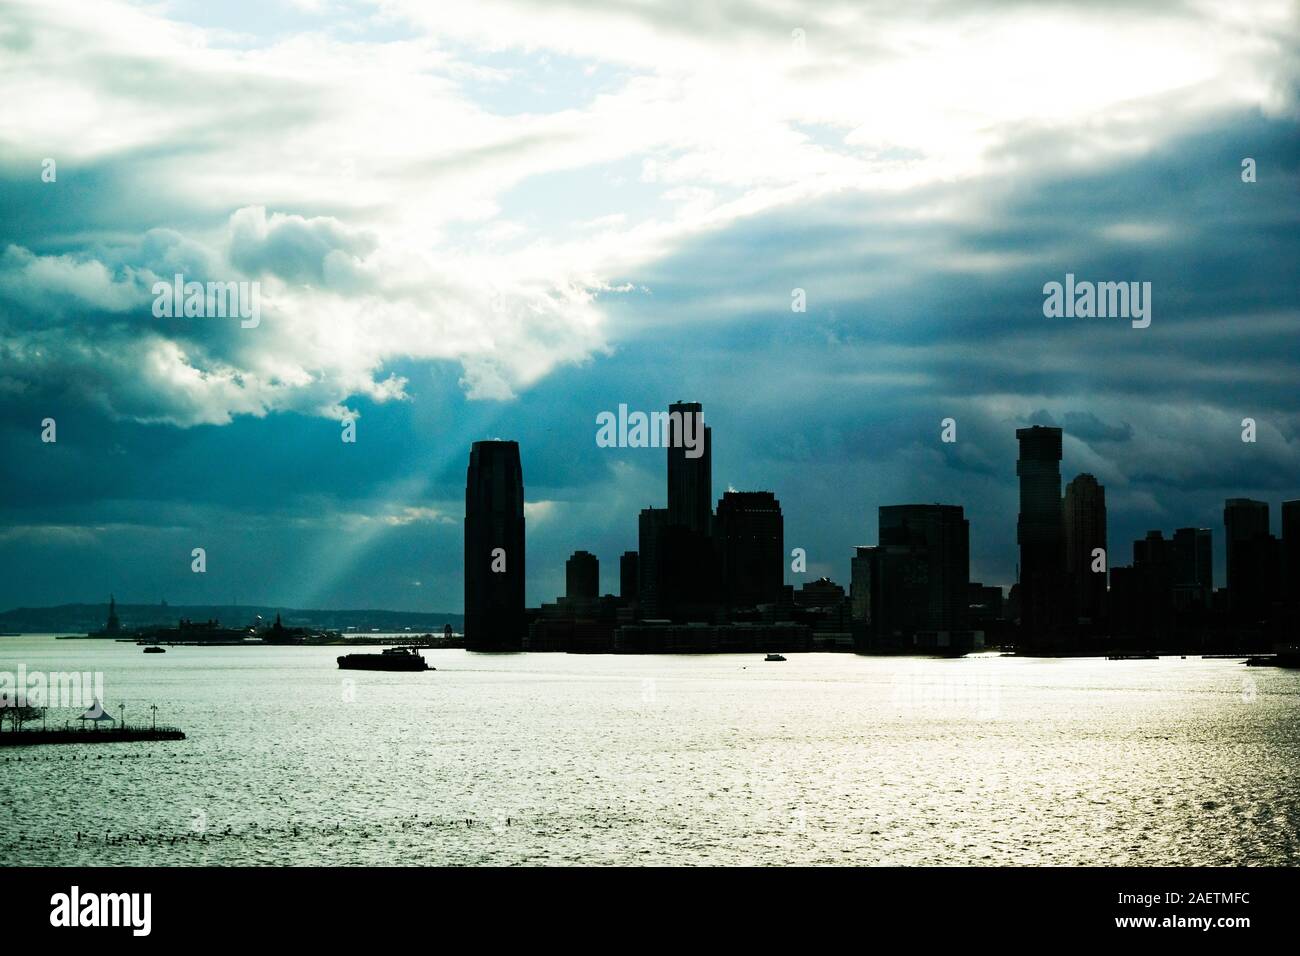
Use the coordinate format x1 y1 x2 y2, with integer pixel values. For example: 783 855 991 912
463 405 1299 656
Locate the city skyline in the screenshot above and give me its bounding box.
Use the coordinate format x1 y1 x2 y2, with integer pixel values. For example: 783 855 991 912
465 404 1298 652
5 402 1300 618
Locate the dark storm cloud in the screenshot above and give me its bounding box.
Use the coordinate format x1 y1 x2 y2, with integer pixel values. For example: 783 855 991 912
1027 411 1133 444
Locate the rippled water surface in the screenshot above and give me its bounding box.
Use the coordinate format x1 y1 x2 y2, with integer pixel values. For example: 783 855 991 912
3 636 1298 865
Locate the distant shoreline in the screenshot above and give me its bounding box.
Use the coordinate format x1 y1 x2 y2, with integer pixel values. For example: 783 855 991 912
0 603 463 637
2 634 1282 663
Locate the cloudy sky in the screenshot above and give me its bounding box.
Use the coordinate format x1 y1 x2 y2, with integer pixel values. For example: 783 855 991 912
1 0 1298 612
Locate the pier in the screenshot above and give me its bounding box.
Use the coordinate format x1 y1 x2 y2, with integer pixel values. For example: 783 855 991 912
0 725 186 747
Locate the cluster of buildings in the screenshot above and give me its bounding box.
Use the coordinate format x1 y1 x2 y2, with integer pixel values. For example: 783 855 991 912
462 408 1299 655
464 402 856 653
1013 425 1299 652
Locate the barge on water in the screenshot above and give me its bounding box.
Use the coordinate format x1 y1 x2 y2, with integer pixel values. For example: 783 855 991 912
337 646 433 671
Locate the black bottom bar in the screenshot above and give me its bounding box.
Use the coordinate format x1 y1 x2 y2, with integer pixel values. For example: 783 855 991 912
3 866 1290 943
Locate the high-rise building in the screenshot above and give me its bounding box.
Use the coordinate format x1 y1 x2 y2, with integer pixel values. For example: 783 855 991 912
666 401 712 536
658 522 719 621
849 549 873 623
565 550 599 602
1224 498 1273 621
1283 501 1300 607
1063 473 1106 624
1133 530 1174 638
1107 564 1140 636
1016 426 1064 644
654 402 719 622
637 507 668 618
1171 527 1212 610
715 491 784 610
851 544 926 648
854 505 970 650
619 551 639 605
464 440 525 650
879 504 970 634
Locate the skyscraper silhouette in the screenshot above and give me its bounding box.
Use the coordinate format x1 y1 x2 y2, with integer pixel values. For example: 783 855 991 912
666 401 712 535
1133 530 1174 639
655 401 719 621
566 550 599 602
637 507 668 618
1282 501 1300 609
852 543 925 648
464 440 525 650
619 551 639 606
1016 426 1064 645
1224 498 1273 622
1171 527 1212 610
1063 473 1106 625
879 504 970 633
715 491 784 611
853 504 969 650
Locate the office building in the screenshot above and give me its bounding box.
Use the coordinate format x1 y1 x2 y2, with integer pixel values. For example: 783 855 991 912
464 440 526 650
1224 498 1274 621
715 491 784 610
1016 426 1064 644
666 401 712 536
1171 527 1212 610
619 551 639 605
565 550 599 603
1063 473 1106 623
637 508 668 618
1283 501 1300 607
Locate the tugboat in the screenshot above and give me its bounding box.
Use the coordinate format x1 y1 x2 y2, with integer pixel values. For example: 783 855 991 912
337 647 432 671
764 653 787 662
142 645 166 654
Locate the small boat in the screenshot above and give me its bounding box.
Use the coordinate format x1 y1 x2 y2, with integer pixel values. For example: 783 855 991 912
764 653 787 662
142 645 166 654
337 647 432 671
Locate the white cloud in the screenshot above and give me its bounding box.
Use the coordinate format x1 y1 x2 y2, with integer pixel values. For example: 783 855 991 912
0 0 1296 426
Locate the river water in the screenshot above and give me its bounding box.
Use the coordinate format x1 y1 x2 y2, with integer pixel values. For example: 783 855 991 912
3 636 1297 865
